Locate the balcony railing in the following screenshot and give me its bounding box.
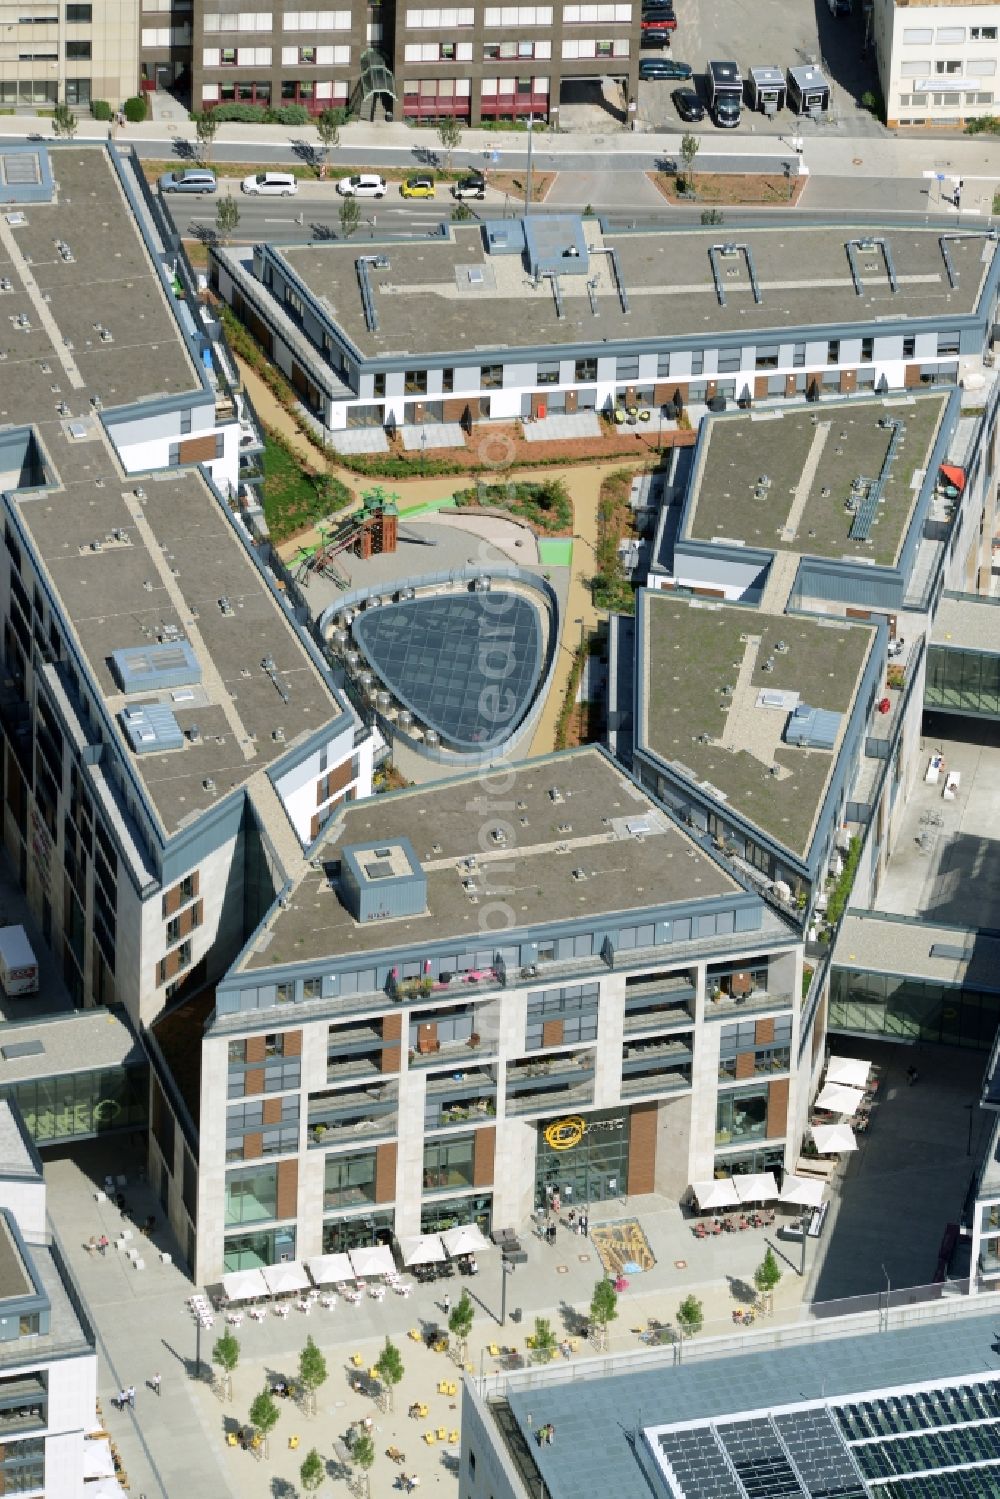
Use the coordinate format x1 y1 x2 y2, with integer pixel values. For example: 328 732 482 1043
623 999 695 1035
308 1087 398 1145
408 1033 498 1070
620 1068 692 1100
505 1052 596 1117
505 1076 595 1118
326 1052 386 1084
704 988 792 1019
621 1038 692 1069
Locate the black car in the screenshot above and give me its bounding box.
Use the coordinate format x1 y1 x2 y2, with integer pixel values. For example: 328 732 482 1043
642 1 676 18
672 87 705 121
642 26 672 47
639 57 692 81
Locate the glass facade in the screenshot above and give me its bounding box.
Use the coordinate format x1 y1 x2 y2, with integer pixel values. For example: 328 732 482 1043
534 1106 629 1209
925 645 1000 718
719 1017 792 1080
0 1435 44 1494
716 1083 769 1146
324 1150 377 1211
830 968 1000 1050
224 1164 278 1226
713 1144 785 1178
4 1066 148 1144
422 1136 474 1192
322 1209 394 1254
420 1193 492 1235
223 1225 295 1271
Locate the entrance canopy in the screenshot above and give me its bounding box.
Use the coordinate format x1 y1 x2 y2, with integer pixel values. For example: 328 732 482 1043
306 1252 353 1286
358 48 396 103
733 1172 779 1204
690 1179 740 1212
442 1222 492 1257
812 1122 858 1154
262 1262 310 1296
825 1055 871 1090
223 1267 268 1302
350 1243 396 1278
779 1174 826 1209
814 1081 865 1116
400 1234 446 1267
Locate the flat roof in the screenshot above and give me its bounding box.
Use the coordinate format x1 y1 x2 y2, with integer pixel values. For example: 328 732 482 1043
502 1313 1000 1499
837 913 1000 991
1 149 347 840
274 223 997 363
0 1219 32 1301
0 1102 39 1179
240 748 740 970
932 593 1000 652
0 1007 142 1086
639 595 876 859
683 393 948 568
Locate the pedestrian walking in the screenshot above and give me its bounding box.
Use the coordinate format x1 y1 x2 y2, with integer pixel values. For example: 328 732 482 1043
581 1212 589 1237
442 1291 451 1315
551 1191 561 1216
906 1065 919 1086
150 1373 161 1397
547 1424 556 1445
127 1385 136 1410
99 1234 109 1256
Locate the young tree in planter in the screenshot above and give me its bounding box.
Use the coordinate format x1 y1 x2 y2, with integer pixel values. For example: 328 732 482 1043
437 116 462 171
215 191 240 246
375 1337 404 1412
52 103 78 140
339 195 361 239
753 1246 782 1313
589 1277 618 1352
212 1329 240 1401
298 1335 328 1416
449 1290 475 1364
248 1387 280 1458
352 1431 375 1497
194 111 220 165
314 107 342 177
300 1446 325 1493
679 131 700 194
676 1294 704 1339
531 1316 558 1364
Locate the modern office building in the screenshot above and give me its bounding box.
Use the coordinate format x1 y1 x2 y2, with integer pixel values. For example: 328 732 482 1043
460 1302 1000 1499
191 746 811 1281
871 0 1000 130
0 1099 98 1499
210 218 1000 445
0 0 139 111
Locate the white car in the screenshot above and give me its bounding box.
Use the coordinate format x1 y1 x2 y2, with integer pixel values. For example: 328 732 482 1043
241 172 297 197
337 173 387 199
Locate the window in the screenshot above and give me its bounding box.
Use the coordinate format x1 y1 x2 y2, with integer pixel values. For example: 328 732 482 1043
575 357 597 382
900 61 930 76
616 354 639 381
65 37 91 56
716 1083 769 1145
303 977 321 1000
536 361 559 385
224 1163 278 1224
656 352 670 377
66 2 92 17
689 351 704 376
404 369 427 394
325 1149 377 1209
423 1134 474 1190
902 26 932 42
0 1436 44 1493
936 26 965 43
276 983 293 1005
935 59 962 74
792 343 806 368
902 336 915 358
755 345 779 370
938 332 960 356
861 336 874 362
718 1017 792 1080
481 364 503 388
525 983 600 1049
827 339 840 365
971 26 997 41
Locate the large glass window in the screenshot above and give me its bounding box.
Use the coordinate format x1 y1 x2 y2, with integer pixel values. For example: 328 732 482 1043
224 1163 278 1225
534 1107 628 1208
223 1225 295 1271
719 1017 791 1079
7 1066 147 1142
829 967 1000 1050
423 1135 474 1191
713 1144 784 1178
925 645 1000 718
325 1150 377 1210
420 1192 491 1235
322 1209 394 1253
715 1083 768 1146
0 1373 46 1436
0 1436 44 1493
525 983 599 1049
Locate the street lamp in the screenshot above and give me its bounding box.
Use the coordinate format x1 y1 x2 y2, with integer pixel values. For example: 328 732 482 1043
524 115 536 218
500 1254 517 1326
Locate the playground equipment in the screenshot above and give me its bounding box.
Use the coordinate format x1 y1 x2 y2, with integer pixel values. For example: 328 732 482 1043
294 487 399 588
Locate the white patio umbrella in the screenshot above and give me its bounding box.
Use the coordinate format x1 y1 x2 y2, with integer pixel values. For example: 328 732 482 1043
733 1172 779 1204
812 1122 858 1155
349 1243 396 1278
441 1222 492 1257
306 1252 354 1286
814 1081 865 1116
825 1055 871 1090
85 1480 129 1499
222 1267 269 1302
690 1179 740 1212
400 1234 446 1267
83 1439 116 1480
261 1261 310 1297
779 1174 826 1209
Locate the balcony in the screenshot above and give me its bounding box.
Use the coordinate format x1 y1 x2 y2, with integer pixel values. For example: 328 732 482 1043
409 1032 498 1070
623 988 696 1035
704 962 791 1020
705 986 791 1019
620 1037 692 1100
308 1084 398 1146
424 1067 498 1130
327 1022 399 1084
505 1050 595 1118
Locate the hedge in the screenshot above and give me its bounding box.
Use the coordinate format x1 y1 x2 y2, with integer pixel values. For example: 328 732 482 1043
197 103 312 125
90 100 112 121
123 96 147 123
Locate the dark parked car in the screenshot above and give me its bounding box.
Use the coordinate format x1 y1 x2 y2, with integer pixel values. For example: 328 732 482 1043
639 57 692 80
641 27 672 47
642 3 677 28
452 174 486 200
672 86 705 120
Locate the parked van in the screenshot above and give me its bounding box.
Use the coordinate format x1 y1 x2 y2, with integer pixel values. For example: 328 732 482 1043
159 169 217 195
0 926 38 996
241 172 298 197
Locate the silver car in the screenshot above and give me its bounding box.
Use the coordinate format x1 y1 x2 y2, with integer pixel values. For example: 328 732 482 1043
159 169 217 195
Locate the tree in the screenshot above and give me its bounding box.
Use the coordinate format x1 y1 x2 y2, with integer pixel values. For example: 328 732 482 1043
339 195 361 239
589 1278 618 1352
676 1294 704 1339
701 207 725 225
194 111 220 165
451 203 474 222
679 131 700 192
215 192 240 246
437 115 462 171
530 1316 558 1364
298 1335 328 1416
375 1337 404 1412
52 103 78 140
449 1290 475 1363
212 1329 239 1401
248 1387 280 1459
352 1431 375 1498
314 107 342 178
300 1447 325 1493
753 1246 782 1312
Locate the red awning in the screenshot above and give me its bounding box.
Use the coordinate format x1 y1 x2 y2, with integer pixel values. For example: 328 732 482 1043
939 463 966 492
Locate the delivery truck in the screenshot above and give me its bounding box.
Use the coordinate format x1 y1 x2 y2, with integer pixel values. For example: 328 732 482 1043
0 926 39 996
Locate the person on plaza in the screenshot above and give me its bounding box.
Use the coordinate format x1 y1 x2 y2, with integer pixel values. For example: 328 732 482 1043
150 1372 161 1397
127 1385 136 1410
442 1291 451 1315
580 1211 589 1237
551 1191 561 1216
906 1065 919 1086
547 1424 556 1444
115 1389 127 1411
99 1234 109 1256
566 1209 576 1232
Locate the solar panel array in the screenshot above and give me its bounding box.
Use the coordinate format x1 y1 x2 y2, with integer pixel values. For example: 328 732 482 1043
773 1408 868 1498
658 1428 744 1499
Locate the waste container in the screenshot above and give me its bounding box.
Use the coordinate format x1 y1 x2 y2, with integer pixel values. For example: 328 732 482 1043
511 1307 522 1324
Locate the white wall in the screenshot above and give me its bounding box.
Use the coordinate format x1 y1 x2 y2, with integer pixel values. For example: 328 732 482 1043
875 0 1000 126
0 1178 45 1241
273 722 373 847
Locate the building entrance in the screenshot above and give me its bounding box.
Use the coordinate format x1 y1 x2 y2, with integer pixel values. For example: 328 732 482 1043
534 1107 630 1209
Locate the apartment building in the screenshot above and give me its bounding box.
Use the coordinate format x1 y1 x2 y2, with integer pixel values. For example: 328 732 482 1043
210 218 1000 443
871 0 1000 129
0 0 139 110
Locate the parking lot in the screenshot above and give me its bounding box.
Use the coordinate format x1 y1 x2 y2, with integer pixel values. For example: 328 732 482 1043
636 0 882 135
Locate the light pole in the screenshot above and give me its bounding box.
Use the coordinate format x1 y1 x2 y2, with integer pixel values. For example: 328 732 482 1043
799 1212 809 1277
500 1254 516 1326
524 116 535 218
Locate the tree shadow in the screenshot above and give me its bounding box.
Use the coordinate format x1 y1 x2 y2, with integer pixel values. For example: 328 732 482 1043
726 1274 757 1306
291 139 321 174
411 145 440 167
191 223 220 247
172 138 197 161
556 1299 588 1335
270 1479 296 1498
309 222 338 241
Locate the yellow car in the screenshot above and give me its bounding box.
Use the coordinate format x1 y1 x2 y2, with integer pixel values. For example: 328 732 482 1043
401 175 436 199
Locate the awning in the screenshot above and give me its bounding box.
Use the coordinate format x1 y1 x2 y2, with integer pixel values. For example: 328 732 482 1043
690 1179 740 1211
441 1223 493 1257
779 1174 826 1209
812 1122 858 1154
733 1172 779 1203
400 1234 446 1267
358 48 396 102
261 1262 310 1296
939 463 966 493
815 1081 865 1115
222 1267 269 1302
306 1252 354 1286
83 1439 115 1480
349 1243 396 1278
825 1055 870 1089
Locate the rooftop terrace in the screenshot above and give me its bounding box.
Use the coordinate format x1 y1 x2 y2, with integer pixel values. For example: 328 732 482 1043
639 595 876 859
684 393 948 569
274 223 998 363
240 748 740 970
